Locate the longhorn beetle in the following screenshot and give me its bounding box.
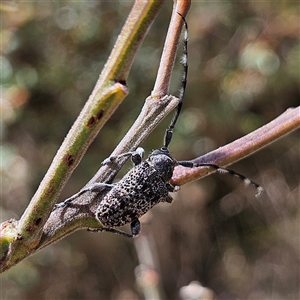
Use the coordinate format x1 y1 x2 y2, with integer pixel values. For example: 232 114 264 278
56 13 263 237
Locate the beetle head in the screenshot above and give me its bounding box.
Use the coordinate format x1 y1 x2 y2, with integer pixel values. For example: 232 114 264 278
148 148 177 182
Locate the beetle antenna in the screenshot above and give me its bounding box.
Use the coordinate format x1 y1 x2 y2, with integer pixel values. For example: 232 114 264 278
164 13 188 149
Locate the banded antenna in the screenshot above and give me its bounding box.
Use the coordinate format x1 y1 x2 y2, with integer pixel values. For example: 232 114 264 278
164 13 188 149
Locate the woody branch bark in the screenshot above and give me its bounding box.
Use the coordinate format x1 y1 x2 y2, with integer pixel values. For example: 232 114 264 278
172 106 300 185
0 0 191 272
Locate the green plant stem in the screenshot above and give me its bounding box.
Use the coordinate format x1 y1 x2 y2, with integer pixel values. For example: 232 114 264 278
1 0 166 272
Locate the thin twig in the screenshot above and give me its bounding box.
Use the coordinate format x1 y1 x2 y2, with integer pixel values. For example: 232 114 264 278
172 107 300 185
87 0 191 187
152 0 191 96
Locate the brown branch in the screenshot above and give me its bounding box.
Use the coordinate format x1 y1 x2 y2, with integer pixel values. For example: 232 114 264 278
172 106 300 185
88 0 191 186
0 0 192 272
152 0 191 96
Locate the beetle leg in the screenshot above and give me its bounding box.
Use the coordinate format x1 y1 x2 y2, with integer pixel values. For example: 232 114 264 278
164 195 174 203
166 183 180 192
88 227 134 238
54 183 114 209
102 147 145 167
90 219 140 238
130 219 141 236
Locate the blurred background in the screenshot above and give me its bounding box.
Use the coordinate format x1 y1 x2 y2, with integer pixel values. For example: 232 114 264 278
1 1 299 299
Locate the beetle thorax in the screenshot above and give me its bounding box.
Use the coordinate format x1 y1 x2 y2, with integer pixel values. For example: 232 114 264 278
148 149 176 182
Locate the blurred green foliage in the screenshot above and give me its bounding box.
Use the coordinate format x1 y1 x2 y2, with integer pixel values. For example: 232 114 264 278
1 1 299 299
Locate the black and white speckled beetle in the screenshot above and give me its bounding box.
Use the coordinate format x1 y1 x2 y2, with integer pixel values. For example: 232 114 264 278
56 14 262 237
